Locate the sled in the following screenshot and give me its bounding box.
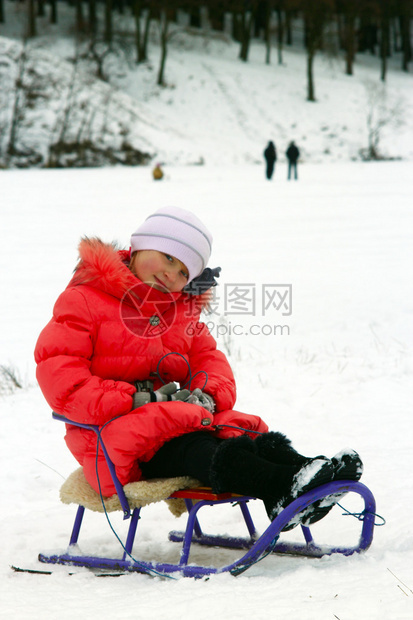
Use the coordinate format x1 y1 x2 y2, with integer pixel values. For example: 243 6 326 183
38 413 377 578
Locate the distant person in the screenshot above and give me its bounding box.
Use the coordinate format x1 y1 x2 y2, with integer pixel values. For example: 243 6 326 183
152 163 164 181
286 141 300 180
263 141 277 180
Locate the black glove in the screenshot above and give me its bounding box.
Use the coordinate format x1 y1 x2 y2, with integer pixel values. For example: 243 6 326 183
183 267 221 295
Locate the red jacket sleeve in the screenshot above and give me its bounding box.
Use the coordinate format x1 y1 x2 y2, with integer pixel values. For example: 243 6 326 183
186 321 236 411
34 287 135 425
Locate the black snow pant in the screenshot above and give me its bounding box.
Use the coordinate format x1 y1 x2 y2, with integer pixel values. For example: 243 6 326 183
140 432 221 486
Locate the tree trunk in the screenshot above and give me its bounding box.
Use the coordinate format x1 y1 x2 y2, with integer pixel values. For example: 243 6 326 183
50 0 58 25
302 2 331 102
276 8 283 65
142 8 151 58
380 13 390 81
7 43 27 159
28 0 36 37
75 0 85 33
399 8 411 72
209 4 225 31
134 2 150 63
104 0 113 44
134 1 143 62
344 13 356 75
307 50 315 101
285 8 292 45
37 0 45 18
88 0 97 34
189 5 200 28
157 10 169 86
264 1 272 65
239 9 255 62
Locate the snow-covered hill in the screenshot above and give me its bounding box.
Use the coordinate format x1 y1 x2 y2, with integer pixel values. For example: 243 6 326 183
0 3 412 167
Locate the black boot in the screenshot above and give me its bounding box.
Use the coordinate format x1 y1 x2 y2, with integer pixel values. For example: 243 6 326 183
255 432 308 470
300 448 364 527
210 435 334 523
255 432 363 529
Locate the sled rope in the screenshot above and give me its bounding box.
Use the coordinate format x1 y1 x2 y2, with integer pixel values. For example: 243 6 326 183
337 502 386 526
230 535 280 576
95 418 177 579
156 351 208 391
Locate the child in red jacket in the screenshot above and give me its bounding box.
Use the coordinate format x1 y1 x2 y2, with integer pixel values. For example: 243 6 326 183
35 206 362 529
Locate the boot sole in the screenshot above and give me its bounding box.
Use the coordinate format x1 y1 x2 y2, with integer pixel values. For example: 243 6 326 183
298 451 363 528
280 459 335 531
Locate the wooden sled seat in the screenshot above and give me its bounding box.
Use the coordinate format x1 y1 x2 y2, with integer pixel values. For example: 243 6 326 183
38 413 378 578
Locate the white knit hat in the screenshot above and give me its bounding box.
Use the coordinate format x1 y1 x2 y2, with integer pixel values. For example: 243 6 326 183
130 207 212 282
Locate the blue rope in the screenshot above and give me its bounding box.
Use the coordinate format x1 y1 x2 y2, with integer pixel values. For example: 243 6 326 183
156 351 208 392
230 536 280 576
336 502 386 526
213 424 265 436
89 352 220 578
94 419 176 579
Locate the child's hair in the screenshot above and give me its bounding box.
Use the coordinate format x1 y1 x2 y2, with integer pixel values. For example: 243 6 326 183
130 207 212 283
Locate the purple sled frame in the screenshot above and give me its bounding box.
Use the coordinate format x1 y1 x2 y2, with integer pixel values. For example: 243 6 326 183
38 414 376 578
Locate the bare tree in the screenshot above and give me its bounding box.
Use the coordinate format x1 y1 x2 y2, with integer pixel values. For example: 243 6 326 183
105 0 113 44
134 1 152 63
301 0 334 101
6 41 28 161
50 46 81 164
84 38 114 81
263 0 273 65
237 0 259 62
50 0 58 25
362 80 405 160
378 0 392 81
27 0 36 37
275 0 285 65
399 0 412 72
157 6 171 86
337 0 358 75
75 0 85 33
87 0 97 33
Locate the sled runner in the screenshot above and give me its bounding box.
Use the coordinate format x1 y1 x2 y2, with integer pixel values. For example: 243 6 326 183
38 413 377 578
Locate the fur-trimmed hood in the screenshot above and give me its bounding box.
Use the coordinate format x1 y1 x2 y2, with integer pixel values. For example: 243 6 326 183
70 236 211 309
71 237 144 301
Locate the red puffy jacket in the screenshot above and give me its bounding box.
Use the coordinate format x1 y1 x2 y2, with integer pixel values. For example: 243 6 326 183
35 238 268 495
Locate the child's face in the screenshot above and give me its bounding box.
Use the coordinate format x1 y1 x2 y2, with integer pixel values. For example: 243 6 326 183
130 250 189 293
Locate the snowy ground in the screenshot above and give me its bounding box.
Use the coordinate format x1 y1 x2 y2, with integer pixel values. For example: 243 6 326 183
0 161 412 619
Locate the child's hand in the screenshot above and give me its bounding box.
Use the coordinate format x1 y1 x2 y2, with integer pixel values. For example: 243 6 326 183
186 388 215 414
133 382 190 409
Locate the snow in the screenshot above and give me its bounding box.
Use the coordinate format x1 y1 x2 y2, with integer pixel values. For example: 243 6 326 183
1 14 413 620
1 161 412 619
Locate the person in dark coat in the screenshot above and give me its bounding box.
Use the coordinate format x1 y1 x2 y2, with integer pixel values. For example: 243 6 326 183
263 141 277 180
286 141 300 180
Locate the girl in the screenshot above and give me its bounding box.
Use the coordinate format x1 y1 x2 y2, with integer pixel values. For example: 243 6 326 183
35 206 362 529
